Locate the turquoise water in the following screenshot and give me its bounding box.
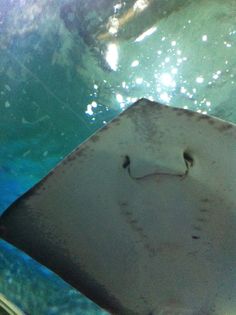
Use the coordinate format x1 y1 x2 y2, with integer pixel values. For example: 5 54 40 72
0 0 236 313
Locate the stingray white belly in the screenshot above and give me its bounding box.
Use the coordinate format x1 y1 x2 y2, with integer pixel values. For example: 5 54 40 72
1 99 236 315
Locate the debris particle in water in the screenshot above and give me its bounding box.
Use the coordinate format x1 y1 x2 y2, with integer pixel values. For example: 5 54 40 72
4 84 11 91
5 101 11 108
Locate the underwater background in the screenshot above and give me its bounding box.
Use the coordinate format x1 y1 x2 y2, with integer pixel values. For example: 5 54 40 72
0 0 236 313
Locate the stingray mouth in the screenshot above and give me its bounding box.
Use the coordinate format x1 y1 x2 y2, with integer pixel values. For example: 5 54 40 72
183 150 194 168
122 150 194 180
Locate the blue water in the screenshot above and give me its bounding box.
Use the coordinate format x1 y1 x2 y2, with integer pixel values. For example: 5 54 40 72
0 0 236 313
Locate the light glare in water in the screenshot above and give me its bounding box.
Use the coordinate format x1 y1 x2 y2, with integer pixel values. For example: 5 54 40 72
133 0 149 12
105 43 119 71
160 73 176 88
135 26 157 42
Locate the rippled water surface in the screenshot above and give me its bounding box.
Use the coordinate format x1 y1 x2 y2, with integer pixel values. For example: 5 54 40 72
0 0 236 313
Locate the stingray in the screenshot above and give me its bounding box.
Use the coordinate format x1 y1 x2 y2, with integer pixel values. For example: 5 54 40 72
0 99 236 315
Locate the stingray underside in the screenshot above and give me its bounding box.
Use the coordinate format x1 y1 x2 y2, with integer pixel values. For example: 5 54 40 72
1 99 236 314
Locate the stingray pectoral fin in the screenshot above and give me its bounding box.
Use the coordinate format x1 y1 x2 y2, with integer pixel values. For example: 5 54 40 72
1 99 236 315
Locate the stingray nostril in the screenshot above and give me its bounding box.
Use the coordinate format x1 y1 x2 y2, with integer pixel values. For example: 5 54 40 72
183 151 194 167
123 155 130 169
192 235 200 240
